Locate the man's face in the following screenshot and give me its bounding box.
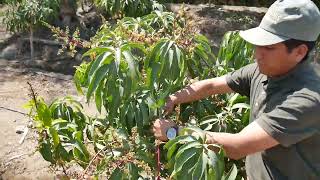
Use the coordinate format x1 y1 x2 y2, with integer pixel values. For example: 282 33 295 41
254 43 302 77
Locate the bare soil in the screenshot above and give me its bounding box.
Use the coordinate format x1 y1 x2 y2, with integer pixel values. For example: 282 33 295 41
0 58 81 179
0 4 59 178
0 3 107 178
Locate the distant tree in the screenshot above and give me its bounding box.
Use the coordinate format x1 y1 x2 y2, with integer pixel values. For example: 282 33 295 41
4 0 59 60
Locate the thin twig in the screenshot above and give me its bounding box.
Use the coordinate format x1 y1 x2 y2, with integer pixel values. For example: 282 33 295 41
62 164 67 175
27 82 38 110
0 106 29 116
83 147 106 176
4 152 36 168
8 153 29 161
19 127 29 144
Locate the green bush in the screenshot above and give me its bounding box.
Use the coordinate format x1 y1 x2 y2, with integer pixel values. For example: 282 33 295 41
27 8 254 179
94 0 165 18
4 0 59 33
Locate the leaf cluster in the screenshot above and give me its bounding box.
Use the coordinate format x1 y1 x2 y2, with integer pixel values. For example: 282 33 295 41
164 128 239 180
24 96 90 168
3 0 59 32
74 9 214 137
94 0 165 18
30 7 254 179
89 127 154 179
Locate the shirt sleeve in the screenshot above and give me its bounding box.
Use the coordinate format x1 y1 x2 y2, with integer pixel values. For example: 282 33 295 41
256 91 320 147
226 63 257 97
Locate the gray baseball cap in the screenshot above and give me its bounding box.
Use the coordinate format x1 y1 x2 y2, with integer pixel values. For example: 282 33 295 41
240 0 320 46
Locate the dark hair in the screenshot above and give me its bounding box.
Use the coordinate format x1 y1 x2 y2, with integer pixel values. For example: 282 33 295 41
282 39 316 61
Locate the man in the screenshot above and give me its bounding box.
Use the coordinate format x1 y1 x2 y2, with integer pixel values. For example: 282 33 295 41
152 0 320 179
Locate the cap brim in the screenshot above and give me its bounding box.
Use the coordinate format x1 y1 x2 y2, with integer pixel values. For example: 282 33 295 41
239 27 290 46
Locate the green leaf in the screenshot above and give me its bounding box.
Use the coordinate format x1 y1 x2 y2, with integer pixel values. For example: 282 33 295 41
207 149 225 180
122 50 138 79
39 141 54 163
192 151 208 180
134 103 144 135
195 45 209 61
158 40 174 78
86 64 109 102
110 168 123 180
49 127 59 148
208 167 216 180
73 147 86 165
56 143 71 162
52 118 68 126
73 131 84 142
146 63 160 88
228 93 240 106
175 141 202 159
199 115 219 125
171 147 200 178
114 47 121 73
139 102 149 126
177 152 201 180
145 40 166 68
72 140 90 162
49 99 61 112
88 51 112 78
122 42 146 54
122 75 133 99
180 126 206 142
120 100 129 129
83 47 112 57
165 135 197 160
107 80 121 123
165 135 196 149
65 106 73 122
95 143 105 150
125 101 135 132
195 34 210 45
168 49 174 69
231 103 250 110
64 96 84 110
114 0 121 14
127 163 140 180
174 44 184 78
95 80 104 113
223 164 238 180
37 102 52 127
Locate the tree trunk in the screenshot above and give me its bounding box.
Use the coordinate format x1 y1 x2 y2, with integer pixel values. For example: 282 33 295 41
59 0 77 27
30 26 34 61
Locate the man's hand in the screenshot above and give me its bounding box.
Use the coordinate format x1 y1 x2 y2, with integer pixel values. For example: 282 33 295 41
163 76 233 116
163 95 178 116
152 118 177 141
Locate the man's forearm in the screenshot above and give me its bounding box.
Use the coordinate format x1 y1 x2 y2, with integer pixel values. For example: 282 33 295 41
205 132 245 160
205 122 279 160
171 76 233 104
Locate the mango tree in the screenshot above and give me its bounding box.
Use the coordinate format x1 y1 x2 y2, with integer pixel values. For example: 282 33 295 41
26 8 254 179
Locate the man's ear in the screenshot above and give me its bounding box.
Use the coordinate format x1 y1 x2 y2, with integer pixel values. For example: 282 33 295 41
293 44 308 63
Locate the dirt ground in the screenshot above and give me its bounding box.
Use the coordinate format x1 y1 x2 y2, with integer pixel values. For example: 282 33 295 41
0 4 92 178
0 58 80 179
0 5 60 179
